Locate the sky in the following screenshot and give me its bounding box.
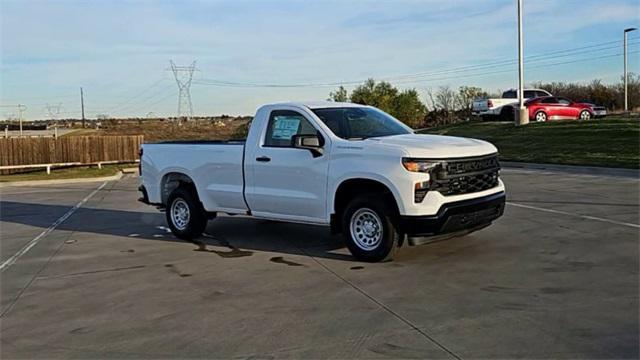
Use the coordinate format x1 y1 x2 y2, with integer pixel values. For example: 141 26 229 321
1 0 638 119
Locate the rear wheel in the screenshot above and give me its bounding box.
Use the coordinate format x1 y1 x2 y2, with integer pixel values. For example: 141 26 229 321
166 186 207 240
535 111 547 122
499 107 513 121
342 196 399 262
579 110 591 120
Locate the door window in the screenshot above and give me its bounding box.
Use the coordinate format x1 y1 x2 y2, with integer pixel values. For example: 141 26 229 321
557 97 572 105
264 110 317 147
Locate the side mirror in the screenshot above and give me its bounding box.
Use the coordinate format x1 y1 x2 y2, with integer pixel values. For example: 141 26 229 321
292 134 324 157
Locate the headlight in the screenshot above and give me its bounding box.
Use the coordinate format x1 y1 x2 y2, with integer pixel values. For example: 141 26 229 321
402 158 441 173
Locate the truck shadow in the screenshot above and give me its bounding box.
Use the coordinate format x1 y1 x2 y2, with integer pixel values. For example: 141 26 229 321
0 200 353 261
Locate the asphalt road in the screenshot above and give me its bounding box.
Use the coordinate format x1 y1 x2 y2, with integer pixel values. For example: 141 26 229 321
1 168 638 359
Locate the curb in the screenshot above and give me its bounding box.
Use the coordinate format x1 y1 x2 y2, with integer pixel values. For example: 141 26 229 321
0 171 124 188
501 161 639 178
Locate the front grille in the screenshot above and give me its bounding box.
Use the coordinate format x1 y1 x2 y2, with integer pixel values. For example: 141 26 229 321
444 155 500 176
431 155 500 196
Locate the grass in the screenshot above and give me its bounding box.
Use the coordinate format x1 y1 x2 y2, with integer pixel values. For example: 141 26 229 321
418 116 639 169
0 164 131 182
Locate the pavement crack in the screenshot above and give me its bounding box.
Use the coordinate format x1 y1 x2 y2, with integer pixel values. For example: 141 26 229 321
36 265 146 280
295 248 461 359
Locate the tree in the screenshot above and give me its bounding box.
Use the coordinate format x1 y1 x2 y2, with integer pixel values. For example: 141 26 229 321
531 75 640 111
393 89 427 128
328 86 348 102
335 79 427 128
350 79 398 114
433 86 456 112
457 86 488 111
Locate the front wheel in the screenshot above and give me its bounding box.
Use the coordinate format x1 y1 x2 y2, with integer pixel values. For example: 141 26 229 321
166 186 207 240
579 110 591 120
342 196 400 262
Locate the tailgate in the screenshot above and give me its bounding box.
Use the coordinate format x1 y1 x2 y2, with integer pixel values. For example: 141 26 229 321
472 100 489 112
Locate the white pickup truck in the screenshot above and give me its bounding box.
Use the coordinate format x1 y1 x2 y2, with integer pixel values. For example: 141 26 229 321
139 101 505 262
472 88 552 120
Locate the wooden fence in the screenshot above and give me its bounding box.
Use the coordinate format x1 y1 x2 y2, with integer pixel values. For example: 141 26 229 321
0 135 143 174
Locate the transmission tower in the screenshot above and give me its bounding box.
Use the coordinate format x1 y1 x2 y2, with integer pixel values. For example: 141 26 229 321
45 103 63 120
169 60 197 120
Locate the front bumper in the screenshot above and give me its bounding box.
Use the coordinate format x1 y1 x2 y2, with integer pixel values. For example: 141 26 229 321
593 109 607 117
398 192 505 237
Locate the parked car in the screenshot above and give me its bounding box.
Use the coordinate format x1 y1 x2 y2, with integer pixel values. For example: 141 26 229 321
472 88 552 121
139 101 506 262
525 96 601 122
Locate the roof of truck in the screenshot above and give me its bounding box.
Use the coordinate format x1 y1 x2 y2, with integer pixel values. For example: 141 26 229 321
269 101 367 109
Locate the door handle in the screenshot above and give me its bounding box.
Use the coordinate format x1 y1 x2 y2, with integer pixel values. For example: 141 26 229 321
256 156 271 162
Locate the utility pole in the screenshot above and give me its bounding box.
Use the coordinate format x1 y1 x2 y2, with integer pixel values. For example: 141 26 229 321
169 60 197 120
80 87 86 128
624 28 637 113
516 0 528 125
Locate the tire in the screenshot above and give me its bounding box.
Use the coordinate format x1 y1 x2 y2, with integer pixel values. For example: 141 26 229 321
342 196 400 262
535 111 547 122
579 110 591 121
166 186 207 240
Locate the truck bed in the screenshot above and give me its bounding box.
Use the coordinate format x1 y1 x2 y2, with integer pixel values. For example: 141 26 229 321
156 140 246 145
140 141 247 212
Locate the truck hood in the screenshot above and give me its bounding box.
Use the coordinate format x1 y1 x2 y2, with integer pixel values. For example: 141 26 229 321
368 133 498 158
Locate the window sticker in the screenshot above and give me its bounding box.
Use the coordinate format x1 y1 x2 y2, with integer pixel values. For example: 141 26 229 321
272 117 301 140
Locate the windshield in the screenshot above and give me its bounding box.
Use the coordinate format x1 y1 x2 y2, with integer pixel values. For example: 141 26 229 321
311 107 411 140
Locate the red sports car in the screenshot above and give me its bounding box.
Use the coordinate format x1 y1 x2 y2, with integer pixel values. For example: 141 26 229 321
525 96 596 122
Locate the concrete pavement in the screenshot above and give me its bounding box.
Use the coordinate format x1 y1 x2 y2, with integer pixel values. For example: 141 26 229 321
0 169 638 359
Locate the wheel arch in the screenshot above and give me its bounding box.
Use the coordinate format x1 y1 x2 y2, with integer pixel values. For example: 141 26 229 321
579 108 593 117
160 171 198 205
330 177 402 234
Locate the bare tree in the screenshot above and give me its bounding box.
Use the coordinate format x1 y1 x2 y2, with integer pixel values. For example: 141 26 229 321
434 86 456 112
425 88 437 111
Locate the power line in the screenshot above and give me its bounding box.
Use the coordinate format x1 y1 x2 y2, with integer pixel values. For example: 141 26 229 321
97 84 175 115
100 86 175 117
192 37 640 88
99 78 169 114
396 50 640 85
192 49 638 88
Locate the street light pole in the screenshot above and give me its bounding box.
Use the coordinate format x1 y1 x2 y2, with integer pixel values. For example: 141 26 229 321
517 0 528 125
17 104 26 136
624 27 637 113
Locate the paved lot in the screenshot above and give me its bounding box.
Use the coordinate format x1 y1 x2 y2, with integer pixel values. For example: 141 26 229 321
1 168 638 359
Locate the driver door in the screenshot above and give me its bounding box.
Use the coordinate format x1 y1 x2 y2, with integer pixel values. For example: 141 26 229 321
245 109 330 223
557 97 579 118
